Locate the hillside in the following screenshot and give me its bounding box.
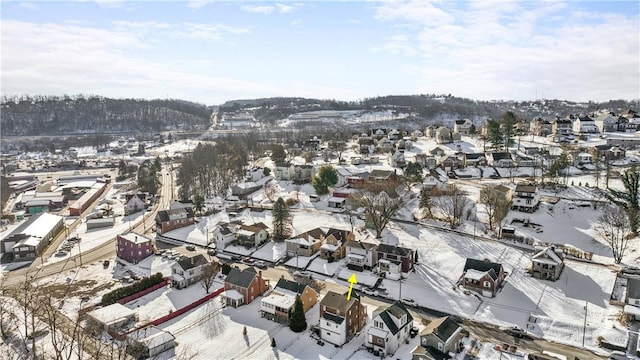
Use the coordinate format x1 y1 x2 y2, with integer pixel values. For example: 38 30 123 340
0 95 213 136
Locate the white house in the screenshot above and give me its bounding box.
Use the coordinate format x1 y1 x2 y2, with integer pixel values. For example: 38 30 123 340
345 240 377 271
454 119 473 135
366 302 413 356
125 195 146 215
273 162 294 181
335 167 352 187
512 184 539 212
594 112 618 133
212 223 236 249
572 115 598 134
171 254 210 289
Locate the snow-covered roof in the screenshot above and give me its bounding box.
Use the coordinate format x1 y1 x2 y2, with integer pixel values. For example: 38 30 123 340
118 232 151 244
624 305 640 317
286 237 320 246
262 291 296 309
321 243 339 252
223 289 244 301
88 303 135 326
367 326 389 339
464 269 487 281
532 247 563 265
327 197 346 204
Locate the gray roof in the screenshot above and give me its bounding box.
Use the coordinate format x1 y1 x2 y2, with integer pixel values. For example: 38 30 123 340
176 254 209 271
628 278 640 299
275 278 306 294
378 302 413 335
515 184 536 193
377 243 413 257
225 267 257 289
157 207 194 222
320 291 357 312
345 239 377 251
464 258 503 278
422 316 460 342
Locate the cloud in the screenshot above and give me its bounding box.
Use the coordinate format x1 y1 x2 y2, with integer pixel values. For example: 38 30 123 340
94 0 124 8
241 5 274 15
16 2 39 10
186 0 212 9
371 1 640 101
111 21 249 42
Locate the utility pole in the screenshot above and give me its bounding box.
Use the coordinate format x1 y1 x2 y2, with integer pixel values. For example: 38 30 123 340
582 301 587 348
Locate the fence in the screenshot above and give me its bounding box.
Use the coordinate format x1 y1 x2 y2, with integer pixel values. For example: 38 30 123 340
117 278 170 305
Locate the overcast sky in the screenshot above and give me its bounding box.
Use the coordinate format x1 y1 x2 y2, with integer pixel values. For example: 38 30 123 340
2 1 639 105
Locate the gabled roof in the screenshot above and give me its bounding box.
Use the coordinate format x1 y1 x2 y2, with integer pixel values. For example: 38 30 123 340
515 184 536 193
532 247 563 265
225 267 257 289
326 228 351 242
320 291 358 312
275 278 307 295
463 258 503 276
377 301 413 335
157 207 194 222
489 152 512 161
345 239 377 251
377 243 413 257
421 316 460 342
298 228 326 240
176 254 209 271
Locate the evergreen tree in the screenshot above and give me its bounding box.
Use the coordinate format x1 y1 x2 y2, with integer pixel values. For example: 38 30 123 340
312 165 338 195
500 111 518 150
289 295 307 332
272 197 292 241
193 193 204 215
486 119 503 149
404 162 423 185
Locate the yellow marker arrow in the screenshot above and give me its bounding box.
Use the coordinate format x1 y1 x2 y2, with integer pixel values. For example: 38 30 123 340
347 273 358 300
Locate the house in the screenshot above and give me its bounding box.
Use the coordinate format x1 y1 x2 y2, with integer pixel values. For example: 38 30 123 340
125 194 146 215
368 169 397 184
573 115 598 134
231 182 262 198
319 291 367 346
345 240 378 271
627 279 640 307
414 154 437 170
292 164 315 184
486 152 514 167
376 243 415 279
273 162 294 181
212 222 237 250
594 112 618 133
389 150 406 168
320 228 354 261
460 258 505 297
435 127 454 144
260 278 318 323
286 228 325 257
246 167 266 182
327 196 346 209
573 152 593 166
336 167 352 187
223 267 269 307
529 118 553 137
366 302 413 356
462 153 486 167
378 138 396 153
414 316 463 357
0 213 64 261
116 232 154 264
235 223 269 248
552 118 573 135
171 254 211 289
86 303 136 332
424 126 437 138
531 246 565 281
512 183 539 212
438 155 462 170
155 207 195 234
453 119 473 135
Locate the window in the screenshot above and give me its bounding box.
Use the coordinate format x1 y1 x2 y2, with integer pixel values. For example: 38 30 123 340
483 281 490 288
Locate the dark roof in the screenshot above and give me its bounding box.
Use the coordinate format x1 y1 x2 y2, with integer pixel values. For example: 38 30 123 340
464 258 503 276
423 316 460 342
275 278 306 294
464 153 485 160
320 291 356 312
369 169 394 179
377 243 413 257
225 267 257 289
176 254 209 271
628 279 640 299
326 228 351 241
322 311 345 325
454 119 466 125
378 302 413 335
156 207 194 222
515 184 536 193
490 152 512 161
345 239 377 251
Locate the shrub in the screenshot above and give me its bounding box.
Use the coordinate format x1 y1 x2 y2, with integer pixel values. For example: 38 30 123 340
222 263 232 275
101 272 163 306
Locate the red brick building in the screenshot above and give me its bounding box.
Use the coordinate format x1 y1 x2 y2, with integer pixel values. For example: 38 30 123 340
155 208 195 234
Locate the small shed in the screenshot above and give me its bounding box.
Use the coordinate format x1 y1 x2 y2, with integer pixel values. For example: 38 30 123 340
127 325 176 359
86 217 115 230
86 303 136 331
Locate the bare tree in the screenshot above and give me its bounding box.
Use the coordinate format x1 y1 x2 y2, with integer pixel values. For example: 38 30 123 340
596 204 632 264
351 185 403 238
479 186 512 232
433 185 473 229
264 180 277 202
200 261 221 294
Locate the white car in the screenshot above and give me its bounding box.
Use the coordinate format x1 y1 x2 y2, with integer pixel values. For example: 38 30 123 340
362 288 379 297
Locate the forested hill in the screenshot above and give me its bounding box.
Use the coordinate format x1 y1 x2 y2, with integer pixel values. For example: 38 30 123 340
1 95 213 136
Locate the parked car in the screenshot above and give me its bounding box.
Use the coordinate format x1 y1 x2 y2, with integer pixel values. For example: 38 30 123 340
362 288 379 297
103 260 110 268
294 271 312 279
55 251 68 257
255 260 267 269
207 249 217 256
242 257 255 265
505 327 532 340
401 298 416 306
186 245 196 251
